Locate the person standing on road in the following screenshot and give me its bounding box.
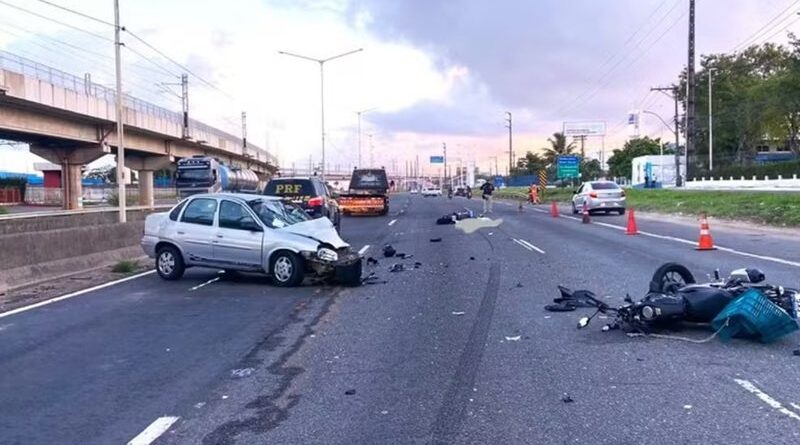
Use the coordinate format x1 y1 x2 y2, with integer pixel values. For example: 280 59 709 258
480 181 495 214
529 182 540 205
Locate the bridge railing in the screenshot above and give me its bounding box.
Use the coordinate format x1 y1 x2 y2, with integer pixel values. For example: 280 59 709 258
0 50 276 165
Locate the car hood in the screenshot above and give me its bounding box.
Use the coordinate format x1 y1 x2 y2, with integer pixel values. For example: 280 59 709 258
279 217 349 249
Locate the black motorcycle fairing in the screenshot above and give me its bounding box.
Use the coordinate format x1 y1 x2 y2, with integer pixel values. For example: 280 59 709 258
638 293 688 323
676 285 735 322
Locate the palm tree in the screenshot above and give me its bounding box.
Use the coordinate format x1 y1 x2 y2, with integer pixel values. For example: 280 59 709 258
542 132 576 166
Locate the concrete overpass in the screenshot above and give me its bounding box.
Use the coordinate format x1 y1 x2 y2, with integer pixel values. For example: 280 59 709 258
0 50 278 209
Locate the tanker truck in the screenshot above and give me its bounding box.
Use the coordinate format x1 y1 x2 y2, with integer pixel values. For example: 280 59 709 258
175 156 261 198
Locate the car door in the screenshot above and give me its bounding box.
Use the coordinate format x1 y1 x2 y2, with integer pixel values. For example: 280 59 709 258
573 184 584 207
176 197 219 264
320 181 339 223
214 200 265 270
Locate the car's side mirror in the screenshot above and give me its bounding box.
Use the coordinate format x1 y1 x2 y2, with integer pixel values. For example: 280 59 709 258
240 217 263 232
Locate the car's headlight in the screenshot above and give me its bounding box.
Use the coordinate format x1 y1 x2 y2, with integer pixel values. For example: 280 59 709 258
317 247 338 262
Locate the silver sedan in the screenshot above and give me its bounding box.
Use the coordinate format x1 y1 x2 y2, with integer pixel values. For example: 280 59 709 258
571 181 627 215
141 193 362 287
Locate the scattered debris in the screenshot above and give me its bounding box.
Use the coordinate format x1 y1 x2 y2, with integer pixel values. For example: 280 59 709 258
470 256 475 260
367 257 379 266
436 216 456 225
389 264 405 273
345 389 356 396
383 244 396 258
561 394 574 403
683 405 692 410
231 368 255 378
414 262 422 269
380 410 389 415
222 395 229 400
194 402 206 409
430 238 442 243
452 311 466 316
488 232 494 236
516 282 524 288
505 335 522 342
793 349 800 357
636 358 645 362
396 253 414 259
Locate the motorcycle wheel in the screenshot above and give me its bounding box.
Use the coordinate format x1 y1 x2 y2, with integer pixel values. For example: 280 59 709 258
649 262 696 294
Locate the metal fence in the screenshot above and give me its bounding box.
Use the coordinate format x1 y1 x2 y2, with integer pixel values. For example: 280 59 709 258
0 50 276 164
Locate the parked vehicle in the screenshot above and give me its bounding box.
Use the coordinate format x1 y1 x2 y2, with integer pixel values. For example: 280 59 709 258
571 181 626 215
175 156 261 198
337 168 390 216
141 193 362 287
421 187 441 197
263 176 341 231
562 263 799 336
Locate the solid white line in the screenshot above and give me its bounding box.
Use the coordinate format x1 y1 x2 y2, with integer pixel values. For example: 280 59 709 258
127 416 180 445
518 239 546 254
513 239 534 253
734 379 800 422
0 270 156 319
189 276 220 291
388 219 397 226
358 244 370 255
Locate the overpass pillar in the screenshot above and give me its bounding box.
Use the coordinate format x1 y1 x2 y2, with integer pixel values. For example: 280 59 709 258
30 145 106 210
124 154 173 209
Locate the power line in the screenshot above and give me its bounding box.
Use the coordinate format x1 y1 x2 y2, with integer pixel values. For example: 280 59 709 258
752 13 800 47
34 0 115 27
732 0 800 52
0 0 112 43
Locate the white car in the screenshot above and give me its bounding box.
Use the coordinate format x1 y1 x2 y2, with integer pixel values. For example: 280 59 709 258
141 193 362 286
421 187 442 197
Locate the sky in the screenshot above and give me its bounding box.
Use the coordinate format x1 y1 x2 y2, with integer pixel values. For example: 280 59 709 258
1 0 799 175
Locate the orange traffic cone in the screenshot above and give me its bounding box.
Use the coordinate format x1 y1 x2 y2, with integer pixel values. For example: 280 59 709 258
696 214 716 250
582 201 591 224
550 201 559 218
625 209 639 235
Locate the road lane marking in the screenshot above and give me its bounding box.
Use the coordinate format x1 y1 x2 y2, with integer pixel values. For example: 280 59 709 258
358 244 370 255
388 219 397 226
734 379 800 422
127 416 180 445
189 276 220 291
527 203 800 269
517 239 546 254
0 270 156 319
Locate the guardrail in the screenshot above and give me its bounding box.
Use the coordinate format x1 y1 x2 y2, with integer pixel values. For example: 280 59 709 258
0 50 277 165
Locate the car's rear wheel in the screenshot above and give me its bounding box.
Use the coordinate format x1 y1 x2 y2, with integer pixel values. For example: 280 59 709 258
270 251 304 287
156 245 185 280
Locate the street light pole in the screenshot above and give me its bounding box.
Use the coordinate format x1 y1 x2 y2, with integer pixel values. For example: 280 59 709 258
278 48 363 180
113 0 126 223
356 107 377 168
708 68 717 171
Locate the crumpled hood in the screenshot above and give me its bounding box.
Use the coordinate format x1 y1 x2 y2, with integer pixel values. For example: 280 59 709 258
280 217 349 249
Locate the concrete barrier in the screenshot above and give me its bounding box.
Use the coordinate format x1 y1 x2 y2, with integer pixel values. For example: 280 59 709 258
0 207 168 292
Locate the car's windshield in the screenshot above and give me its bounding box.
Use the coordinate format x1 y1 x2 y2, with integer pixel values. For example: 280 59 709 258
175 170 211 181
248 199 310 228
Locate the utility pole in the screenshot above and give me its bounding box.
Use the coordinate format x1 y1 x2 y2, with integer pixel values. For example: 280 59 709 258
505 112 512 176
113 0 126 223
686 0 697 179
180 73 189 139
241 111 247 154
708 67 717 171
651 86 683 187
443 142 448 188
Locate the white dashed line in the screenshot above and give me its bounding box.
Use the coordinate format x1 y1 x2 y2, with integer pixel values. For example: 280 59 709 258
388 219 397 226
0 270 156 319
734 379 800 422
358 244 371 255
189 277 220 291
127 416 180 445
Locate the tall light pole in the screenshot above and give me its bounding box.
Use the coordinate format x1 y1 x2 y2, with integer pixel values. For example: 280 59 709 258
356 107 377 167
113 0 126 223
505 112 512 176
278 48 363 180
708 67 717 171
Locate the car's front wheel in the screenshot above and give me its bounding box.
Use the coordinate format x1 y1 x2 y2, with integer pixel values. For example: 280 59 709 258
270 251 304 287
156 245 185 280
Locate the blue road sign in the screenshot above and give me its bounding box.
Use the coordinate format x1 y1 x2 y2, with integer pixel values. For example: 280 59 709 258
430 156 444 164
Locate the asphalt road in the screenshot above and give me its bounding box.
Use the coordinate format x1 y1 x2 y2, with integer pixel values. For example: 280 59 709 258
2 194 800 444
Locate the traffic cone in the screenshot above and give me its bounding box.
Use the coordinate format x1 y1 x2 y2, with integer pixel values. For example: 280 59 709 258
625 209 639 235
696 214 716 250
582 201 591 224
550 201 559 218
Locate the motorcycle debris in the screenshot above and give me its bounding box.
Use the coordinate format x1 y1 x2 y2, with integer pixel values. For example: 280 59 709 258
389 264 404 273
367 257 379 266
414 262 422 269
436 216 456 225
793 349 800 356
470 256 476 260
683 405 692 410
516 282 524 288
561 394 574 403
505 335 522 342
345 389 356 396
397 253 414 259
383 244 396 258
452 311 466 316
430 238 443 243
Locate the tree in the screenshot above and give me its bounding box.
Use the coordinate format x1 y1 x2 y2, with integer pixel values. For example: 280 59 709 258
512 151 546 176
606 137 668 179
542 132 576 166
581 159 603 181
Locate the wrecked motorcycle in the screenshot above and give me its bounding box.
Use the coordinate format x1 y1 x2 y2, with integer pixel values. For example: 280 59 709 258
556 263 799 335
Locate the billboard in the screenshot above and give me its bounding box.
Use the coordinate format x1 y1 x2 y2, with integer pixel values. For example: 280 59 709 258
430 155 444 164
563 121 607 137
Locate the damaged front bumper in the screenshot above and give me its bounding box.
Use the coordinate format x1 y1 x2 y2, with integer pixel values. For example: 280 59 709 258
303 250 363 285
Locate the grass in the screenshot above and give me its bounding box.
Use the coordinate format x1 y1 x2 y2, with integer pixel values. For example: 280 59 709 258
495 186 800 227
111 259 140 274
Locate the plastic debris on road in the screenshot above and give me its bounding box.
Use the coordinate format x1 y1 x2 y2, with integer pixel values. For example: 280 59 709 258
345 389 356 395
389 264 404 273
430 238 443 243
561 394 574 403
452 311 466 316
505 335 522 341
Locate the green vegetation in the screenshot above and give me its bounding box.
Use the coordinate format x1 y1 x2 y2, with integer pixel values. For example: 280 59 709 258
496 186 800 227
111 259 139 274
0 206 8 215
607 137 673 179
